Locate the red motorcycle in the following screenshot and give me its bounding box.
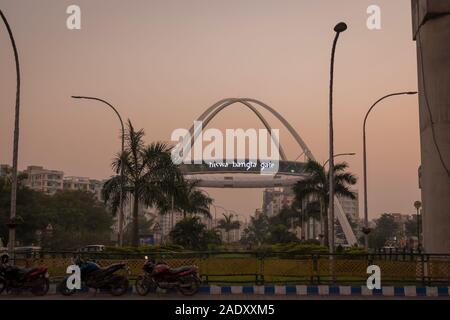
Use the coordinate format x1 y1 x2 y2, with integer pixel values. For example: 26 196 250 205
0 254 50 296
135 256 201 296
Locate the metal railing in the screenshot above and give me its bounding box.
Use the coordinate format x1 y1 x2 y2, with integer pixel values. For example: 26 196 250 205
10 251 450 286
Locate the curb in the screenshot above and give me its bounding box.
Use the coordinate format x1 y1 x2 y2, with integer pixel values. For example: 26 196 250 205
49 284 450 297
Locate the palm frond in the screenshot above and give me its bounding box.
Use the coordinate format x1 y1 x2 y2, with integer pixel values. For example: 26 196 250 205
101 175 129 216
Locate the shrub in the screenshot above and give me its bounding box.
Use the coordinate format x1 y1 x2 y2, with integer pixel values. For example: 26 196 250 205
104 244 185 254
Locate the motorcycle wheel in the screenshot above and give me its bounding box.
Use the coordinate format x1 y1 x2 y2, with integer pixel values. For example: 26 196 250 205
0 277 5 294
135 275 151 296
178 275 200 296
58 278 76 296
31 277 50 296
110 276 129 296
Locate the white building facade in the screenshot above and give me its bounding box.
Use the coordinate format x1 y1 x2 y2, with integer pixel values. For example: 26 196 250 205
24 166 64 195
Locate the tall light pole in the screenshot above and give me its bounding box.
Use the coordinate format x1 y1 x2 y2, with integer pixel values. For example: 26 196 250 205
323 153 356 168
71 96 125 246
328 22 348 254
414 201 422 251
1 10 21 259
362 91 418 250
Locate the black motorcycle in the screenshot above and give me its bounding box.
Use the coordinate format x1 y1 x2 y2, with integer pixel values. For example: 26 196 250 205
58 257 129 296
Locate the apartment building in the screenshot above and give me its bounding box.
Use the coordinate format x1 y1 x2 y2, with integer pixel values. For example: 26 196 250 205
24 165 64 195
63 176 104 201
262 187 296 217
158 211 184 240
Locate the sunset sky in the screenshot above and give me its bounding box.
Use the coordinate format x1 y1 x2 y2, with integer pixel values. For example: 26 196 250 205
0 0 420 220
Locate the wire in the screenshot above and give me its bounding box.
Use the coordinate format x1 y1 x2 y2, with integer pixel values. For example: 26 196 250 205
414 1 450 177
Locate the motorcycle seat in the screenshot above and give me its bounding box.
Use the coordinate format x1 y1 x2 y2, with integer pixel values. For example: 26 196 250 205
98 263 124 272
168 266 193 274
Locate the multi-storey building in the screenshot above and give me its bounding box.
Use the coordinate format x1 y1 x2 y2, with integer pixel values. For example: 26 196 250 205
24 166 64 195
158 211 184 240
63 176 104 201
262 187 295 217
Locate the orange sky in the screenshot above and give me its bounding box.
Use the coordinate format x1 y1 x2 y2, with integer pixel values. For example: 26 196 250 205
0 0 421 220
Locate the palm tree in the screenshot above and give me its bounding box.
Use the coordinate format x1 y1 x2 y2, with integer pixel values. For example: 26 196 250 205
303 201 321 240
293 159 356 247
217 213 241 243
177 181 212 219
159 180 212 219
102 120 181 246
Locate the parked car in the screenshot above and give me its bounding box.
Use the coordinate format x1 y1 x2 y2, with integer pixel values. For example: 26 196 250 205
13 246 42 259
78 245 105 253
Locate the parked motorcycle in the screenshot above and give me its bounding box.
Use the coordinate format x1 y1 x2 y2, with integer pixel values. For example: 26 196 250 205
135 256 201 296
0 254 50 296
58 256 129 296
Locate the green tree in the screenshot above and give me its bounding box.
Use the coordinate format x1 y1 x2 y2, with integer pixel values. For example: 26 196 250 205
102 120 181 247
268 224 298 244
293 160 357 246
241 212 270 246
405 217 418 238
369 214 399 248
271 206 297 227
41 190 113 250
170 217 220 250
217 213 241 243
265 206 299 244
0 176 50 246
1 175 114 249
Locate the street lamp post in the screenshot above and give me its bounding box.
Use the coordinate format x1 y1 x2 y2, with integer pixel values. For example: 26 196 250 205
414 201 422 251
362 91 418 250
71 96 125 246
323 153 356 168
1 10 21 261
328 22 348 254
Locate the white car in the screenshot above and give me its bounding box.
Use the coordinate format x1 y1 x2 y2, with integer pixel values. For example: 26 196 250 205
78 245 105 253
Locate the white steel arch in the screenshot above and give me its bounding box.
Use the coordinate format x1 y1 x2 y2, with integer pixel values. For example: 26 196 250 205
184 98 357 246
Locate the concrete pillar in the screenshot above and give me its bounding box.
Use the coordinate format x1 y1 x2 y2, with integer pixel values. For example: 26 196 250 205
412 0 450 253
